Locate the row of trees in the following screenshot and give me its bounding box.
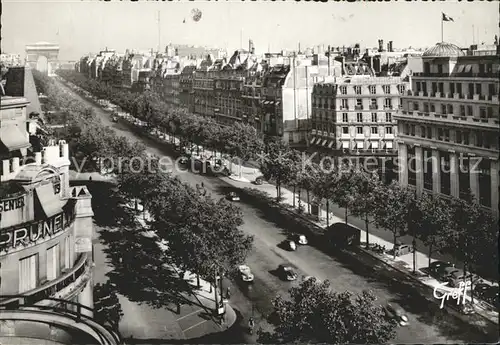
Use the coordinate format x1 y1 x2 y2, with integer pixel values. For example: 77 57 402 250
60 69 498 281
57 70 264 164
260 138 498 282
35 71 254 313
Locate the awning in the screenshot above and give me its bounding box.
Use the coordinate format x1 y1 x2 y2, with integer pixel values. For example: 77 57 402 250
371 141 379 149
356 141 364 149
342 141 350 149
35 183 62 218
464 65 472 73
310 138 317 145
275 101 281 106
328 141 334 148
386 141 393 149
322 139 328 146
0 126 31 152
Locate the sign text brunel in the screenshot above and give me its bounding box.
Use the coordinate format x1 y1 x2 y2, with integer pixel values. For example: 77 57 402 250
0 206 76 250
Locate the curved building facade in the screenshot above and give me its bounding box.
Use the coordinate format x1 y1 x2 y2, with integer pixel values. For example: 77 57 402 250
1 95 120 344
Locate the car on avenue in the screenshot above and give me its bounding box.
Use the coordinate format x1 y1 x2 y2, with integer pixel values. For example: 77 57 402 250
439 266 460 282
447 269 478 288
278 264 298 281
428 261 453 276
238 264 254 282
392 243 413 257
473 284 499 307
226 191 240 201
383 303 409 326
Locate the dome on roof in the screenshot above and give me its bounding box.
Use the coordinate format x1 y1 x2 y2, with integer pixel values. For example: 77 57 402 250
422 42 465 58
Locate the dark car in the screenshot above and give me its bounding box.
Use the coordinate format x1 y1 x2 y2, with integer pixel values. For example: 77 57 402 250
277 264 298 281
429 261 453 276
439 266 460 282
383 303 409 326
474 284 499 306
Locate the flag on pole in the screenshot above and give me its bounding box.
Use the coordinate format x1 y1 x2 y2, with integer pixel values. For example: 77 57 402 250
442 13 454 22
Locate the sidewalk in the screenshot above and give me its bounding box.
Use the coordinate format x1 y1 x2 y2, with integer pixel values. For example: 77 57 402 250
134 210 238 338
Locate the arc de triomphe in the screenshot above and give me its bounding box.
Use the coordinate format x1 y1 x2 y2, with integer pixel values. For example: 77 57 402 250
25 42 60 76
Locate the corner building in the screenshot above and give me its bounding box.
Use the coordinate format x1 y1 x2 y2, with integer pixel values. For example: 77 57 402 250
395 42 499 216
1 94 119 344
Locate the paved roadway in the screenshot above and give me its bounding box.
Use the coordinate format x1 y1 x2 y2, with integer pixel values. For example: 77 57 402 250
58 80 495 344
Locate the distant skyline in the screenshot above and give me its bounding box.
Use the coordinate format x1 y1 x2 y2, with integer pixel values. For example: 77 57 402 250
2 0 499 61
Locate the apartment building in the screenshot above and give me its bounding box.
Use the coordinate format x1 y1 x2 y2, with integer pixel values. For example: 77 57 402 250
310 63 408 155
193 55 218 118
395 42 499 216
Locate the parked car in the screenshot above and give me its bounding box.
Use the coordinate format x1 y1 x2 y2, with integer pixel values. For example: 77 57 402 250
238 264 254 282
277 264 298 281
383 304 409 326
112 116 118 123
439 266 460 282
447 270 477 288
254 175 265 185
392 243 413 257
480 286 499 307
226 191 240 201
428 261 453 276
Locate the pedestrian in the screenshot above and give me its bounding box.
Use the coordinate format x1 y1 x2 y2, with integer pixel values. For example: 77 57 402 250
226 286 231 299
89 175 92 181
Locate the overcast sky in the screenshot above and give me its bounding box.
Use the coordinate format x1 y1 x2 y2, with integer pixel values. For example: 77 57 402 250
2 0 499 61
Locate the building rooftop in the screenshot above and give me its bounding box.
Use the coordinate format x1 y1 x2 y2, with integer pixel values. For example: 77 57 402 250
422 42 465 58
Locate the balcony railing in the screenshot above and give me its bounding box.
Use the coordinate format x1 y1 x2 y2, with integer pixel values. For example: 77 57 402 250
0 253 91 308
369 105 378 110
354 105 363 110
0 296 122 345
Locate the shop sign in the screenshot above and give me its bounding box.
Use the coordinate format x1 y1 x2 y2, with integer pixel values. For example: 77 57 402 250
0 207 75 250
0 195 25 213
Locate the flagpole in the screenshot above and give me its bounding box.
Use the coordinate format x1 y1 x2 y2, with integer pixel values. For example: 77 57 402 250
441 15 444 42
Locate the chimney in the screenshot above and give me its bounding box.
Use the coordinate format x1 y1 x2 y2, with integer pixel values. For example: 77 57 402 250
389 41 393 52
378 39 384 52
387 43 391 52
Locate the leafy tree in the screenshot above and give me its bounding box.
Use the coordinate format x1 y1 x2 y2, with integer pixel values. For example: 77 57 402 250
415 193 451 270
346 169 383 249
259 278 396 344
373 182 417 259
94 281 124 329
311 164 339 227
260 142 295 202
446 192 497 287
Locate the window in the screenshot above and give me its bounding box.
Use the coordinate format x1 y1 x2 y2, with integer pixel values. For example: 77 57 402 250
384 98 392 108
19 254 38 293
369 85 376 94
441 104 446 114
460 105 465 116
413 102 419 111
398 84 406 94
370 98 377 108
463 131 469 145
47 244 59 281
427 126 432 139
382 85 390 94
437 64 443 74
340 86 347 95
488 84 495 97
424 103 429 112
416 82 421 92
430 104 435 112
457 83 462 95
447 104 453 114
410 124 415 136
438 82 444 94
371 113 377 122
467 105 473 116
356 127 363 134
371 127 378 134
64 237 71 269
487 107 493 118
342 127 349 134
450 83 455 95
456 130 462 144
342 113 348 122
354 86 362 95
356 98 363 107
443 129 450 141
432 82 437 94
438 128 443 140
356 113 363 122
341 99 348 109
480 107 487 118
385 113 392 122
385 126 393 134
475 83 482 95
403 124 409 135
